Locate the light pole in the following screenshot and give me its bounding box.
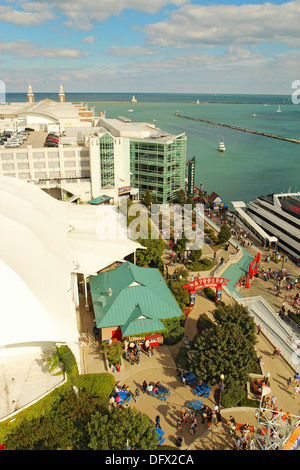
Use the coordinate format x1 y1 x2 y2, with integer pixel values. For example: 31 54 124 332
219 373 225 406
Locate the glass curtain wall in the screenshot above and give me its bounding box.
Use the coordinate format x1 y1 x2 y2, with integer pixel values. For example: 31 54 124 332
99 133 115 187
130 135 186 204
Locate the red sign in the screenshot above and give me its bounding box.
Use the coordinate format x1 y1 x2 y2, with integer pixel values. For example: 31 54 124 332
183 277 230 292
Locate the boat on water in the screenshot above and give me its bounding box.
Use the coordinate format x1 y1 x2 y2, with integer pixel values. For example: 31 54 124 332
246 192 300 260
128 109 134 112
196 99 200 104
131 95 137 103
218 140 226 152
276 105 281 113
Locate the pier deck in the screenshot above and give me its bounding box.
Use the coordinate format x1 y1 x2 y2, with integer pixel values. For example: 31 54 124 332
175 113 300 144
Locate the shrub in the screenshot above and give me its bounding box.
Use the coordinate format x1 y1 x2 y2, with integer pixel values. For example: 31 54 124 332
204 287 216 301
164 326 185 345
197 313 215 332
176 347 189 370
104 341 123 367
221 383 246 408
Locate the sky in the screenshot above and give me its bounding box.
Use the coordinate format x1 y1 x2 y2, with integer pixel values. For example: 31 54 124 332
0 0 299 94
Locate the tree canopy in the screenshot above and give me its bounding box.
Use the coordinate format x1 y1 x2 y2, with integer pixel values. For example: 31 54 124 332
189 303 258 389
88 407 158 450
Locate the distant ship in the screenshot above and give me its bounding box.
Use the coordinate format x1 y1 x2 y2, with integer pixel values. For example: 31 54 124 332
128 109 134 112
131 96 137 103
196 99 200 104
218 140 226 152
276 105 281 113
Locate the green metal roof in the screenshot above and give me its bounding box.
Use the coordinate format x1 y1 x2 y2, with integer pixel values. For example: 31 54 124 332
88 195 113 205
89 261 183 336
121 306 165 337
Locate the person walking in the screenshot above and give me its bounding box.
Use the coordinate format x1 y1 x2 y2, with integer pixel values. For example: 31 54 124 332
207 409 212 430
155 415 161 428
176 419 182 432
286 377 292 389
134 388 140 403
292 384 299 398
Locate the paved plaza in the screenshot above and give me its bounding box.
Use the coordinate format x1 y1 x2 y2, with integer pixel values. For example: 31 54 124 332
79 239 300 449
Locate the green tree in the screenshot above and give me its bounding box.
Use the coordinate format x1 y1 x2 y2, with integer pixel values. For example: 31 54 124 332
176 189 186 205
189 303 258 389
143 189 152 207
214 303 257 343
218 223 231 244
136 234 165 267
167 280 190 309
88 407 158 450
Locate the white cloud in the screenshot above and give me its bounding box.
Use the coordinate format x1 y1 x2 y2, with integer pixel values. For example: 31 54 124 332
143 1 300 49
108 45 162 57
80 36 96 46
3 0 188 29
0 40 87 59
0 5 55 26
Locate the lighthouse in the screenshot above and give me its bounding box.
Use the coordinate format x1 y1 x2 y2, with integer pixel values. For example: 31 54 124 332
58 84 65 103
27 84 34 103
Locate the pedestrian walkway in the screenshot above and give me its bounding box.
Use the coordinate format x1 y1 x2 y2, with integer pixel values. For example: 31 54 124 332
79 230 300 450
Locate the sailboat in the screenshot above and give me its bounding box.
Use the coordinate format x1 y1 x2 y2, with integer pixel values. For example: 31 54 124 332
276 105 281 113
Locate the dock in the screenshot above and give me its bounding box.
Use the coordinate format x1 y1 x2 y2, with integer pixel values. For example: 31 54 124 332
175 113 300 144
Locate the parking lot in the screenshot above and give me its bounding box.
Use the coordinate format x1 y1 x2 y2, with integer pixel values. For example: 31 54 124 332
0 130 50 149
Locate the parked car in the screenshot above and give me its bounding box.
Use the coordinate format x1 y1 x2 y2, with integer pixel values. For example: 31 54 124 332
6 142 20 148
25 127 35 132
44 141 58 147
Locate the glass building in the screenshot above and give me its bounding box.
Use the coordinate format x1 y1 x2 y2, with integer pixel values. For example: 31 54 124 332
99 133 115 187
130 134 186 204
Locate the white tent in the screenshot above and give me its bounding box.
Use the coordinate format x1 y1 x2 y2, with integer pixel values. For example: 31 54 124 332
0 176 143 355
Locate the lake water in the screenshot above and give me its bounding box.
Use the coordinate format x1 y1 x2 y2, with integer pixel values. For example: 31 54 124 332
7 92 300 205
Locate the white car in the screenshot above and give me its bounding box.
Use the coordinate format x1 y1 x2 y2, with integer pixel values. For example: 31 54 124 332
6 142 20 148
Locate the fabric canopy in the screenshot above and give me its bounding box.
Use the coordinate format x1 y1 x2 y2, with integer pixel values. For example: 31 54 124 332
0 176 143 349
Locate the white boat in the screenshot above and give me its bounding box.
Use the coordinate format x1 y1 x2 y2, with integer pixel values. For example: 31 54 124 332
246 192 300 259
218 140 226 152
131 95 137 103
276 105 281 113
128 109 134 112
196 99 200 104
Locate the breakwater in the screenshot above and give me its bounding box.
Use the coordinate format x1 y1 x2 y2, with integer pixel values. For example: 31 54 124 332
175 113 300 144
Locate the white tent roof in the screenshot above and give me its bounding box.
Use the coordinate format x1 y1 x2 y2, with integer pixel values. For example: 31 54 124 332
0 176 143 348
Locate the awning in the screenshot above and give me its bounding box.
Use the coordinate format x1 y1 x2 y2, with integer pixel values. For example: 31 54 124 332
88 195 113 205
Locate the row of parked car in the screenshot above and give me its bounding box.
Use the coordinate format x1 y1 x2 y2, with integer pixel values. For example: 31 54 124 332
44 133 59 147
0 128 35 148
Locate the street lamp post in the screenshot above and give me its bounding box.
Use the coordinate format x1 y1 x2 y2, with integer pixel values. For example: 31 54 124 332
219 373 225 406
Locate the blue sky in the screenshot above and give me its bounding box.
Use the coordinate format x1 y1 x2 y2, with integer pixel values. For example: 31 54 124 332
0 0 299 94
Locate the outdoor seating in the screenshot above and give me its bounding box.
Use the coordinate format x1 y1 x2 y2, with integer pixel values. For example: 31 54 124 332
194 383 211 398
181 371 197 385
114 390 131 404
155 427 166 445
187 400 204 411
157 385 171 396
